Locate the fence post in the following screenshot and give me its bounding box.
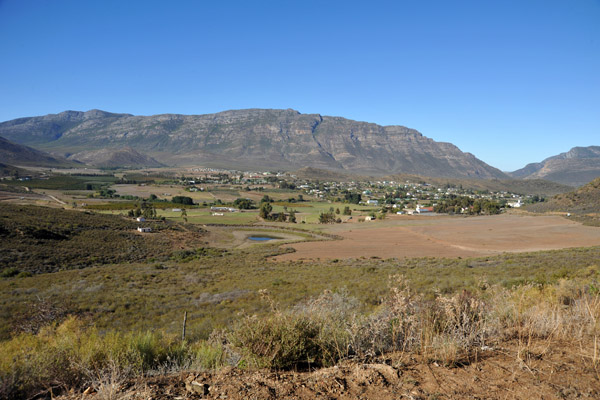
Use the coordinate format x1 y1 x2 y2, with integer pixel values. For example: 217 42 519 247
182 311 187 341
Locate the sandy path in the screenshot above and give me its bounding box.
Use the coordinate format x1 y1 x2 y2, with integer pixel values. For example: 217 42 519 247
274 214 600 261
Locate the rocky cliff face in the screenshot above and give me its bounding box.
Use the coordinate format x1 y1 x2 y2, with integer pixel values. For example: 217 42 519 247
0 109 507 179
511 146 600 186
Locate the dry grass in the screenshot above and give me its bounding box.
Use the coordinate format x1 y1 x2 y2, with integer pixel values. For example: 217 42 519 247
2 276 600 398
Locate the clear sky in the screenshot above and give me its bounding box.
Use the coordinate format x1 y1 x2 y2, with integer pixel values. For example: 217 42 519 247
0 0 598 171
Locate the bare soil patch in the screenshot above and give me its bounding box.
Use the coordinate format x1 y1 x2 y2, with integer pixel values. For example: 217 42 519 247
58 340 600 400
275 214 600 261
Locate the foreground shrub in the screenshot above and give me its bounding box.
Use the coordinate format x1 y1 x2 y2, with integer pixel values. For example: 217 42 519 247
0 317 206 399
3 277 600 397
227 290 354 369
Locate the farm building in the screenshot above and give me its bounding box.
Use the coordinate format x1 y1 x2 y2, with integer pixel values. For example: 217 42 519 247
416 205 434 214
210 207 239 213
137 227 151 233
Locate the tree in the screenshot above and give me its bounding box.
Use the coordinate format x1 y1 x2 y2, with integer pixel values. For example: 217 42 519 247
261 195 273 204
289 209 297 223
181 208 188 223
259 202 272 219
319 211 336 224
343 206 352 215
172 196 194 205
233 198 255 209
335 208 340 214
344 193 361 204
472 201 482 215
142 205 156 219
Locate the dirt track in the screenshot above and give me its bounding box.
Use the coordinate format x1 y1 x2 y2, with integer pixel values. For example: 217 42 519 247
274 214 600 261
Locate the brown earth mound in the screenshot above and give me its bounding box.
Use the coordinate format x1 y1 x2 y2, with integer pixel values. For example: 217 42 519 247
59 340 599 400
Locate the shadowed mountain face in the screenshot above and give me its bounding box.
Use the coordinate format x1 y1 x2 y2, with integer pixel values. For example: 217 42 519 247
0 136 77 167
0 109 508 179
511 146 600 186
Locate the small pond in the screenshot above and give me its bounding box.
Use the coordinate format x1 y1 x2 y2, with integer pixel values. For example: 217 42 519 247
248 235 281 241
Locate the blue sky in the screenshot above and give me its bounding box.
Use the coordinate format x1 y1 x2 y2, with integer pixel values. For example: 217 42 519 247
0 0 598 171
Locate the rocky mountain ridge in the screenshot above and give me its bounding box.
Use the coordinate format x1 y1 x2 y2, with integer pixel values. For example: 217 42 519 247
0 109 507 179
511 146 600 186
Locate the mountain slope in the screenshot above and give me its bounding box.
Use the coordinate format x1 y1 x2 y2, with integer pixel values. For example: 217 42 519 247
67 147 164 168
0 136 78 167
526 177 600 227
511 146 600 186
0 109 508 179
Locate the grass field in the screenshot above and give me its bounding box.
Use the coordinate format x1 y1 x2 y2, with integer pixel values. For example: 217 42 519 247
2 239 600 341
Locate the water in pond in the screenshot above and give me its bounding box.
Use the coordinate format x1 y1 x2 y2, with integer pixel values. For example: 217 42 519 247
248 236 277 241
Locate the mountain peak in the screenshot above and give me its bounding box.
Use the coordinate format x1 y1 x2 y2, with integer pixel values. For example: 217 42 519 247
510 145 600 186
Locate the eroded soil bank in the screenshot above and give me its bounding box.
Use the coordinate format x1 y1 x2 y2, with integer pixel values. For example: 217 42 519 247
58 339 599 400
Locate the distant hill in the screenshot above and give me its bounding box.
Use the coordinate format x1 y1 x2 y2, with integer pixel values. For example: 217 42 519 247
384 174 572 197
510 146 600 187
0 163 29 178
67 147 164 168
0 109 509 179
0 136 78 168
527 177 600 215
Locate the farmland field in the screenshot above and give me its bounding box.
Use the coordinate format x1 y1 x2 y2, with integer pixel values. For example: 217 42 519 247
274 213 600 261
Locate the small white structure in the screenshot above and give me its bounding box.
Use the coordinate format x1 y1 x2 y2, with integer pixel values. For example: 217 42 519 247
212 212 224 216
366 199 379 206
508 199 522 208
137 227 151 233
415 205 434 214
365 216 374 221
136 217 145 222
210 207 238 213
172 208 182 212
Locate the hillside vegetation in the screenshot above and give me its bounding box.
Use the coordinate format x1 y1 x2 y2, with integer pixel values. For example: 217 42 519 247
527 177 600 226
2 271 600 399
0 203 205 275
2 202 600 398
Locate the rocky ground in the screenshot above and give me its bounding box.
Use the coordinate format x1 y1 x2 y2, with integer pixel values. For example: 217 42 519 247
57 340 600 400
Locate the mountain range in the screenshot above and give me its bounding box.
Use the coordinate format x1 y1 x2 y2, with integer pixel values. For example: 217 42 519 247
0 109 507 179
0 109 597 185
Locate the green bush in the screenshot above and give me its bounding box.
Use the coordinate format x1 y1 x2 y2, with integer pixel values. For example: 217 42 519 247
0 267 19 278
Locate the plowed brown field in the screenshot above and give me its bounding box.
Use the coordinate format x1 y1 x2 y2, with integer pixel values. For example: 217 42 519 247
275 214 600 261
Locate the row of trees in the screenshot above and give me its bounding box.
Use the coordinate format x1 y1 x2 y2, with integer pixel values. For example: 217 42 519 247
127 202 157 219
434 196 501 215
259 202 297 223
